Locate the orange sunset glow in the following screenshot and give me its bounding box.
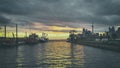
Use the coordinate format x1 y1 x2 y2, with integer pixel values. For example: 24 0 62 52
0 22 83 40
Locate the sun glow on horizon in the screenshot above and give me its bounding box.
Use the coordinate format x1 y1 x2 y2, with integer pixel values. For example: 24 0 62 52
0 22 83 40
0 32 69 40
0 26 72 40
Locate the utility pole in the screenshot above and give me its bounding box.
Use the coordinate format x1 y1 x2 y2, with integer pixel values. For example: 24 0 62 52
16 24 18 44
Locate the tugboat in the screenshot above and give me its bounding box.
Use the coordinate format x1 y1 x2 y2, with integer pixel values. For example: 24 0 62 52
24 33 39 44
39 32 48 42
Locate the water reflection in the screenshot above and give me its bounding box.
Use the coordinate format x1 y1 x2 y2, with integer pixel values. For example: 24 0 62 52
1 41 120 68
0 47 17 68
70 43 85 68
16 44 46 68
16 41 85 68
44 41 85 68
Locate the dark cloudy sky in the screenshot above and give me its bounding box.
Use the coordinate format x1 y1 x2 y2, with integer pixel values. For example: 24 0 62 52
0 0 120 32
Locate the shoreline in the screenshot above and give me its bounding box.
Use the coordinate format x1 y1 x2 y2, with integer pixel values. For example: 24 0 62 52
72 40 120 52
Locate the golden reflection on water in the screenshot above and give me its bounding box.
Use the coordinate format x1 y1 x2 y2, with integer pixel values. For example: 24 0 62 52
44 41 85 68
16 41 85 68
16 46 24 67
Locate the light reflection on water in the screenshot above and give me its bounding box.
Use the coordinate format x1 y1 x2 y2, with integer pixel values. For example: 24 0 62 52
16 41 85 68
1 41 120 68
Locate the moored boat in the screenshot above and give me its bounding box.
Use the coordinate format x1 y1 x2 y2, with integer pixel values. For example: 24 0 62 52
24 33 39 44
0 38 17 47
39 32 48 42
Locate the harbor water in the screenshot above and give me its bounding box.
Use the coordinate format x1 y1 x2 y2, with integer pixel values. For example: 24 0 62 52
0 41 120 68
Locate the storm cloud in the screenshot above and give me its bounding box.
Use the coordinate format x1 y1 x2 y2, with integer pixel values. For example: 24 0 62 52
0 0 120 31
0 15 11 24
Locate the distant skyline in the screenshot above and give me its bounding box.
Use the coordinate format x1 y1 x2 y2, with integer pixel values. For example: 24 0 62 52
0 0 120 33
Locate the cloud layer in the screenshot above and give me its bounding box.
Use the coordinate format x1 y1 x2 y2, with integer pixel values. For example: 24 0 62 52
0 0 120 32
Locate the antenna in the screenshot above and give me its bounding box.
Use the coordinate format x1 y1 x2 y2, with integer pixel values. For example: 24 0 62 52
92 23 94 34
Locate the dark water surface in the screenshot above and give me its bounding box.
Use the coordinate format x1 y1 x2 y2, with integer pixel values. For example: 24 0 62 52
0 41 120 68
